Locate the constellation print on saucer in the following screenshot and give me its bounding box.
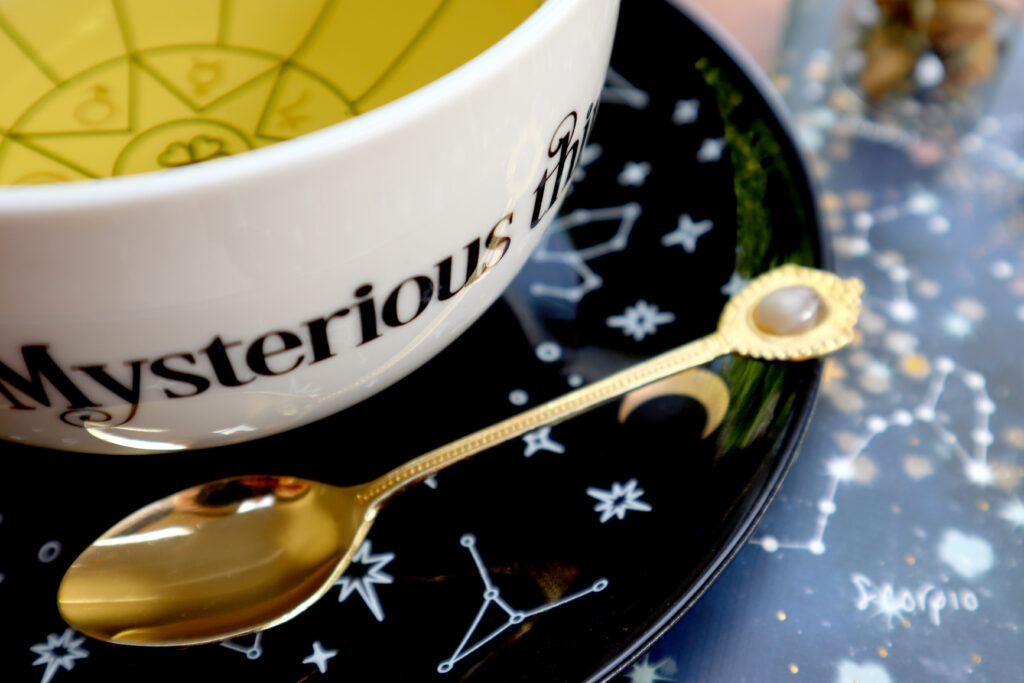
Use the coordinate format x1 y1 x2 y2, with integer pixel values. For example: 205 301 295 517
661 214 714 253
601 68 650 110
302 640 337 675
522 426 565 457
29 629 88 683
617 160 651 186
437 534 608 674
606 301 675 341
720 271 749 296
695 137 726 163
587 479 653 523
220 632 263 660
529 203 642 303
672 98 700 125
334 539 395 622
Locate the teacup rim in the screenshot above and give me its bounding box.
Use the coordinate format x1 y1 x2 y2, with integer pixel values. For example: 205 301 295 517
0 0 582 213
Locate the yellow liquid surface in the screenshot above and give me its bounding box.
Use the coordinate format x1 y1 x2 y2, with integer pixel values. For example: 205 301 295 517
0 0 540 184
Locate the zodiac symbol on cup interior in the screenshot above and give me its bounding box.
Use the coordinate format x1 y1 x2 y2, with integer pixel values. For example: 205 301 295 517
189 59 221 96
157 135 230 168
277 92 309 130
74 84 115 125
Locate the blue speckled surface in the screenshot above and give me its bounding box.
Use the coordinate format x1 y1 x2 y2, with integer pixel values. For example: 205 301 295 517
617 2 1024 682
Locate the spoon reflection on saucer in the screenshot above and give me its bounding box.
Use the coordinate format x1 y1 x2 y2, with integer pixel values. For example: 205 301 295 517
57 264 862 647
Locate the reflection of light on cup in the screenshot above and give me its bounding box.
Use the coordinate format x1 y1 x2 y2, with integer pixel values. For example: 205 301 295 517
84 424 189 452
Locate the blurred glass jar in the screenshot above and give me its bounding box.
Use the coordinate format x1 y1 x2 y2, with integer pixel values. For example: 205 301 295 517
836 0 1020 137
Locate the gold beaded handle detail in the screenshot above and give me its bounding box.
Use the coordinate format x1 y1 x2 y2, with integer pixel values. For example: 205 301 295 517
358 265 863 506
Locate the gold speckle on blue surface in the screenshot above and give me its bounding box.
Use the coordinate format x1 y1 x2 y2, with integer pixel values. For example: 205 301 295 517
821 192 843 212
845 190 873 210
991 461 1024 491
903 455 933 480
1002 427 1024 449
900 355 931 379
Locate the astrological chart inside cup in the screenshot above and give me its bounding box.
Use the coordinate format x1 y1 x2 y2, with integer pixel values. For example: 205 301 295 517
0 0 538 183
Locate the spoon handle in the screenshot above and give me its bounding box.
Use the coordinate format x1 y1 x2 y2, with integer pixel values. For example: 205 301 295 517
359 331 731 505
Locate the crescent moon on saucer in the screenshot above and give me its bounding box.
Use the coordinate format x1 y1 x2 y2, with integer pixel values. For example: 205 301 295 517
617 368 730 439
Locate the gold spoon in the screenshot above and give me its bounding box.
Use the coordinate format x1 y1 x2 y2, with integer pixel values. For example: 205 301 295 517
57 265 862 647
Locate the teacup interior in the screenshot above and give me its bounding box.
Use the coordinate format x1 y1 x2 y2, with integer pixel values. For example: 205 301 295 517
0 0 541 183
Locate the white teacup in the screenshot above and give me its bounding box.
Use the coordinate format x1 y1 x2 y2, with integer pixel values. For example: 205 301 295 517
0 0 620 453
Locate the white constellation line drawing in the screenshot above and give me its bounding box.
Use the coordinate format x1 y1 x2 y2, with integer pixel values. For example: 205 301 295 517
572 142 602 184
831 188 945 324
522 425 565 457
529 202 642 303
751 357 996 555
437 533 608 674
601 68 649 109
220 631 263 659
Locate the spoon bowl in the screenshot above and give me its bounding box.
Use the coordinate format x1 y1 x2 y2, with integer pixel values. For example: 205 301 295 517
57 476 375 645
57 265 863 646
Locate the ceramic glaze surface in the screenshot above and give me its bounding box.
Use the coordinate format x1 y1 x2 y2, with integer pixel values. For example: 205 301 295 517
0 0 619 453
0 0 540 182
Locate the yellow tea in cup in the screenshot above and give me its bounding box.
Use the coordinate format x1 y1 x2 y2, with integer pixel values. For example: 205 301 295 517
0 0 540 184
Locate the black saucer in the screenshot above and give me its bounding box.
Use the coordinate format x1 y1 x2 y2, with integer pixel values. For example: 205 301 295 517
1 1 825 680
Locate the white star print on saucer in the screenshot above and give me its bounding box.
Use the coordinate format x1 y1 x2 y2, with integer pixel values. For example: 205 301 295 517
30 629 89 683
334 539 395 621
661 214 713 253
586 479 653 523
302 640 337 674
